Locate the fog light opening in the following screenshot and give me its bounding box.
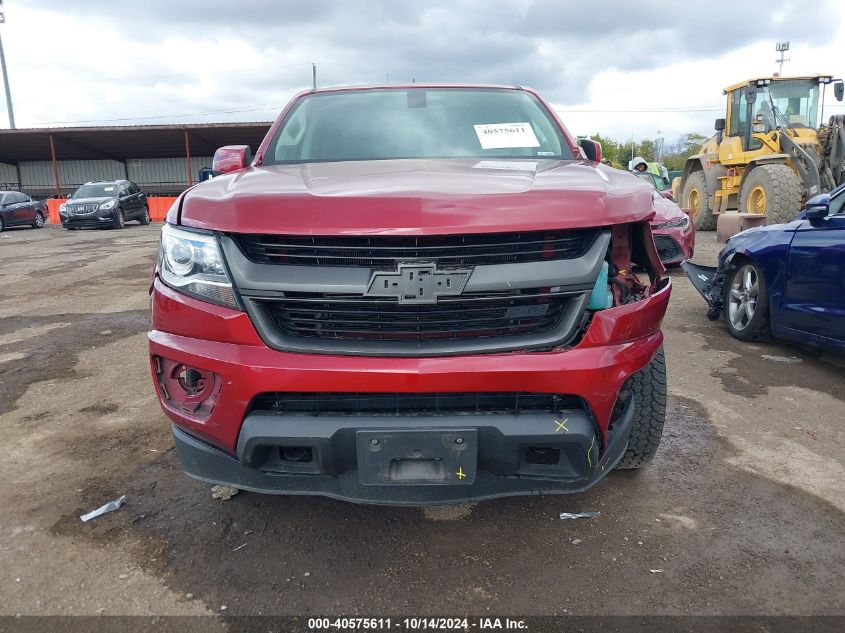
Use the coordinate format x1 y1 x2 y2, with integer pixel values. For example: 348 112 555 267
280 446 313 463
177 366 205 395
525 447 561 465
152 356 221 420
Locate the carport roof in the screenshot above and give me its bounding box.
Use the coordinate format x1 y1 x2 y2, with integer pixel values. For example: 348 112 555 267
0 122 273 163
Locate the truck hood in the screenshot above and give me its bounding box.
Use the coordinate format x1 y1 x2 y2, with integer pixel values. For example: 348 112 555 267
179 158 655 235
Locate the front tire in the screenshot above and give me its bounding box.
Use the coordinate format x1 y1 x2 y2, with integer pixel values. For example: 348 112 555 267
0 215 4 232
724 261 770 341
113 208 125 229
616 347 667 470
32 211 45 228
681 170 716 231
739 164 803 226
139 205 150 225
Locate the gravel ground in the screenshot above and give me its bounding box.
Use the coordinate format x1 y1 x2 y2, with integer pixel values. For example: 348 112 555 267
0 224 843 620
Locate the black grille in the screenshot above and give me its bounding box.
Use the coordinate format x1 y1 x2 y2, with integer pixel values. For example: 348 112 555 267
260 288 571 341
67 203 99 215
250 392 583 416
234 229 599 267
653 235 683 262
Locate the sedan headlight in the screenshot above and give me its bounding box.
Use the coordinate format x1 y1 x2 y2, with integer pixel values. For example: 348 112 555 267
654 215 689 230
158 224 238 309
99 200 116 210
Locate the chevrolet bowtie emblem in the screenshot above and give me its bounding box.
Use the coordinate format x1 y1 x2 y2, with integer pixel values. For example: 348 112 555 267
366 263 471 304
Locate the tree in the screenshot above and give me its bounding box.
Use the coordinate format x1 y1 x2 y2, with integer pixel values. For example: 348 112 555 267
581 131 710 170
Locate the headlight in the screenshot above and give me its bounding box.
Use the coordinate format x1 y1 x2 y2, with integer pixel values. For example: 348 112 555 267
158 224 238 309
99 200 116 210
654 215 689 230
59 203 67 213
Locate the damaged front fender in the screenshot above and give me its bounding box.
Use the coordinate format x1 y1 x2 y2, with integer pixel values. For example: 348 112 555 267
681 257 739 321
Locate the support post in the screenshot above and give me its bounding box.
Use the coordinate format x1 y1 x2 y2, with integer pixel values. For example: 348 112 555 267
49 133 61 198
184 129 192 187
0 30 15 129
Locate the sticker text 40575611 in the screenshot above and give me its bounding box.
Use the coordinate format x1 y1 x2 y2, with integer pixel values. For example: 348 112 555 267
473 122 540 150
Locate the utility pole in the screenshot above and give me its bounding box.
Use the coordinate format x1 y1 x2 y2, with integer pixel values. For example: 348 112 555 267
0 2 16 129
775 41 790 77
312 63 316 90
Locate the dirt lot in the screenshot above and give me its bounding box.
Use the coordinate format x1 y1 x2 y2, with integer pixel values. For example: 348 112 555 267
1 224 843 619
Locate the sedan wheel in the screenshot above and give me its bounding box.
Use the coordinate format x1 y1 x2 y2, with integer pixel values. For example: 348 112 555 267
724 262 769 341
33 212 45 228
727 265 758 330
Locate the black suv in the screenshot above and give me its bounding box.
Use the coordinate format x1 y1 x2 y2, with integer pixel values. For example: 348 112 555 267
60 180 149 230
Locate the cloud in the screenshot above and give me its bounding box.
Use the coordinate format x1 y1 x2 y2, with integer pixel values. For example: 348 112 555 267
6 0 845 141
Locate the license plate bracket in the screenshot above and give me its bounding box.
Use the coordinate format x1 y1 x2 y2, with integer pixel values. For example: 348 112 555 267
356 429 477 486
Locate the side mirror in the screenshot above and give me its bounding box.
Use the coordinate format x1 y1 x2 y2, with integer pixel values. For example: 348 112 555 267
212 145 253 175
834 80 844 102
714 118 726 131
660 190 674 201
745 83 758 105
578 138 602 163
804 193 830 220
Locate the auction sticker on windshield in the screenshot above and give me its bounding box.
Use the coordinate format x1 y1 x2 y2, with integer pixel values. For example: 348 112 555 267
474 122 540 149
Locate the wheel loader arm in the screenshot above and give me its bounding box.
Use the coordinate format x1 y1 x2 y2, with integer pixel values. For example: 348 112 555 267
779 133 822 196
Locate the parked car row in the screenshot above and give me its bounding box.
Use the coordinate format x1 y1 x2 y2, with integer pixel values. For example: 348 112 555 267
0 180 151 233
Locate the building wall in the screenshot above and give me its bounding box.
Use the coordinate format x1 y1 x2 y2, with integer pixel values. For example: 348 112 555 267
0 162 17 187
20 159 127 189
2 156 213 196
126 157 213 186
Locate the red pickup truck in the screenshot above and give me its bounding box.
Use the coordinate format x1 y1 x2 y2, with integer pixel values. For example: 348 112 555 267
149 85 671 505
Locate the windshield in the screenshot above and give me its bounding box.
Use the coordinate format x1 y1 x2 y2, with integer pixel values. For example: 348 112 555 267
265 88 573 164
758 80 820 128
71 184 118 198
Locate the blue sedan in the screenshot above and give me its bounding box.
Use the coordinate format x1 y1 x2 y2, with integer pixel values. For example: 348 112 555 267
682 184 845 352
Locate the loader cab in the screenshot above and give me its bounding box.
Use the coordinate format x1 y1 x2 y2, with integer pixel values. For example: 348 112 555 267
719 77 832 166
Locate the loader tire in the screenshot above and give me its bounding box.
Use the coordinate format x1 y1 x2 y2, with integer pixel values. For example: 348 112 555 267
615 347 667 470
681 171 716 231
739 164 803 226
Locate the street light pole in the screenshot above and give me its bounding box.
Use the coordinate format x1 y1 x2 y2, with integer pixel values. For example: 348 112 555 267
0 3 15 129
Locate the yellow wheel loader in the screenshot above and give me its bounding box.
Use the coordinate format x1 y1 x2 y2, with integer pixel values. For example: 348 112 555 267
673 76 845 237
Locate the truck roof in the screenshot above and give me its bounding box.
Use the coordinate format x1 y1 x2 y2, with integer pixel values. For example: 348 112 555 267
306 83 530 95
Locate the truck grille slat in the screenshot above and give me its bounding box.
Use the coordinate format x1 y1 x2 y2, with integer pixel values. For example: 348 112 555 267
235 229 599 267
261 288 569 342
250 392 585 416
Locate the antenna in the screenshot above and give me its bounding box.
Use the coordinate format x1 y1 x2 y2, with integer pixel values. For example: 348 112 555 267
775 41 790 76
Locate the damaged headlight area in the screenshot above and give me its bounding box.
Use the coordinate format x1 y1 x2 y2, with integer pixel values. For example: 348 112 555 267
653 215 689 230
158 224 239 309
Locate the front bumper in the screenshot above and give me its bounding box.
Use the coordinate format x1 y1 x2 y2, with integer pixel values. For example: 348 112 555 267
61 209 116 228
171 390 635 505
150 277 670 504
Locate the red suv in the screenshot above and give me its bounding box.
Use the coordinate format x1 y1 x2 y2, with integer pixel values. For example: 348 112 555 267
149 85 671 505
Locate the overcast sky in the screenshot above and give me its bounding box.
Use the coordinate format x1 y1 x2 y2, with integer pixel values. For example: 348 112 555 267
5 0 845 143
